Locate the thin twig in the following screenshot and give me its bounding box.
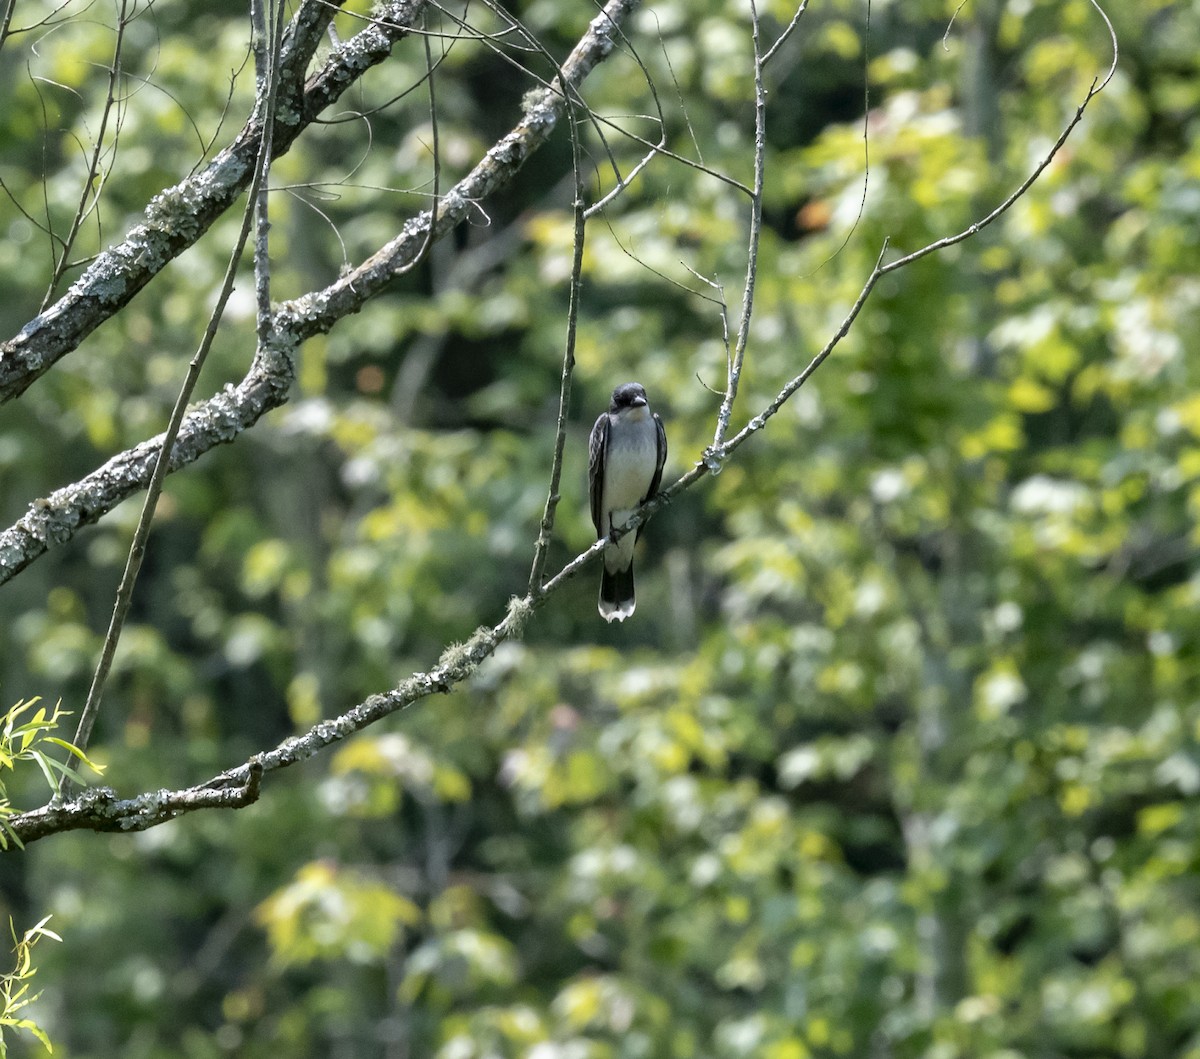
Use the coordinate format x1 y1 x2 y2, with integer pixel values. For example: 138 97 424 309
881 55 1116 274
719 241 890 460
808 0 872 274
71 2 289 758
682 263 732 393
712 0 767 447
528 77 587 593
402 7 442 280
591 118 752 197
594 206 726 308
582 135 660 219
0 0 17 52
252 0 275 342
576 10 669 207
3 0 80 38
42 0 131 306
943 0 971 50
761 0 810 68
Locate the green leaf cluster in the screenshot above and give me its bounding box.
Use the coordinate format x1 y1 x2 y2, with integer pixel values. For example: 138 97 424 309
0 700 102 850
0 917 61 1057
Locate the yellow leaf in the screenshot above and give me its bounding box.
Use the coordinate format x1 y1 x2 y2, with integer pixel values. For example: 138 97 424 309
1059 784 1091 817
1008 376 1057 413
1137 802 1183 837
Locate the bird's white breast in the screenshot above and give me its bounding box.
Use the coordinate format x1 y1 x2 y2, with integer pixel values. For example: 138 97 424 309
603 412 657 514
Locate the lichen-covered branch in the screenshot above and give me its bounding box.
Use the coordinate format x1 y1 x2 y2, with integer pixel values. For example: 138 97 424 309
0 350 294 585
0 0 427 403
0 0 640 587
268 0 636 347
5 533 607 845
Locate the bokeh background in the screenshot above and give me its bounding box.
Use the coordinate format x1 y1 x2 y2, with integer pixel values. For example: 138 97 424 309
2 0 1199 1055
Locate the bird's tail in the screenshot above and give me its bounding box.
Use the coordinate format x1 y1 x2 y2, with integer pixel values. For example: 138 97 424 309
598 561 636 622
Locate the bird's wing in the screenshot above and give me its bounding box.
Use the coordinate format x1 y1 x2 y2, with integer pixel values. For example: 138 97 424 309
588 412 610 537
645 412 667 501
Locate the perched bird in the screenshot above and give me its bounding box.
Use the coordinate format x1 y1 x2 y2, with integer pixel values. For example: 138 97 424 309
588 382 667 622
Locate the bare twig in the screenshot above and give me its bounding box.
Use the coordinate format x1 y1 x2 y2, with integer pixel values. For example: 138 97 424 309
400 8 442 281
529 79 588 592
944 0 972 51
809 0 873 273
72 0 289 757
593 119 753 198
712 0 767 447
881 18 1116 278
582 137 660 219
0 0 17 52
4 0 82 39
575 14 669 208
682 263 732 393
761 0 810 68
40 0 131 309
718 241 890 461
579 25 669 218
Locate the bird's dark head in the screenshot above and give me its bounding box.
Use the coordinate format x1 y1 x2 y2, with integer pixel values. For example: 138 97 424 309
610 382 648 412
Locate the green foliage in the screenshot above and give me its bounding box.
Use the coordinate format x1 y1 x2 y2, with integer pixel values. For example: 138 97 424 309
0 700 103 849
0 917 61 1057
256 861 421 968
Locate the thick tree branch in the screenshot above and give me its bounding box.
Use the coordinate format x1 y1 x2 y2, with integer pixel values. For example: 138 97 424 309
7 532 611 845
0 0 639 588
0 0 426 403
264 0 635 348
0 356 293 586
9 761 265 843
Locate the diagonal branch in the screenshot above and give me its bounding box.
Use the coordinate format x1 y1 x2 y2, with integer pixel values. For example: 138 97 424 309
8 531 610 845
0 0 427 404
263 0 636 349
0 0 641 589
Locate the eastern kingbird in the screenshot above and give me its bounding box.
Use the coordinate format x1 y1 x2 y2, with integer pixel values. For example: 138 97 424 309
588 382 667 622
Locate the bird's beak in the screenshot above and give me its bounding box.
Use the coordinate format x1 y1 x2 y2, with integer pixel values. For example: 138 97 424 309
632 395 647 407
